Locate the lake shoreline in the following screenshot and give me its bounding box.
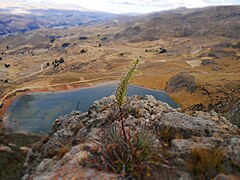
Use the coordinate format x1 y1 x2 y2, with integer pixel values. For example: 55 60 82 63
0 80 113 119
1 80 179 133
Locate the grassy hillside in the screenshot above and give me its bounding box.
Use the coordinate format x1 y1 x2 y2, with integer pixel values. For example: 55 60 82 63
113 6 240 42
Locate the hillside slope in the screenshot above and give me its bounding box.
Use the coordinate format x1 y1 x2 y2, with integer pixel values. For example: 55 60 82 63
0 9 115 36
113 6 240 42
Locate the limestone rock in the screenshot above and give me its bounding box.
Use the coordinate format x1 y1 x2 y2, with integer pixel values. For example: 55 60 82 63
22 95 240 179
213 173 240 180
227 100 240 128
171 137 240 175
20 146 31 154
0 145 12 153
159 112 218 138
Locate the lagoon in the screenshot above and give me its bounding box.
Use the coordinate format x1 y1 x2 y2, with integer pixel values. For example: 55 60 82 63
5 83 179 134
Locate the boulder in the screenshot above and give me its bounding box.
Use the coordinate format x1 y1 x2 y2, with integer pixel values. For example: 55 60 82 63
159 47 167 53
231 42 240 49
58 57 64 64
0 145 12 153
22 95 240 179
214 50 233 58
227 100 240 128
165 72 197 93
198 51 217 58
171 137 240 176
4 63 10 68
80 49 87 54
61 43 70 48
212 66 221 71
100 37 107 41
20 146 31 154
213 173 240 180
158 112 218 139
202 59 217 66
79 36 87 40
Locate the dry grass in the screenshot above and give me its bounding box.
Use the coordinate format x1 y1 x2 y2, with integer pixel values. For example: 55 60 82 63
1 29 240 114
56 145 71 160
157 126 184 145
98 124 171 179
187 147 224 179
157 126 174 144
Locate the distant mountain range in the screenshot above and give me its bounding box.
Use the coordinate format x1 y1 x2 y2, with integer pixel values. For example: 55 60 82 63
0 3 240 40
0 0 116 36
111 6 240 42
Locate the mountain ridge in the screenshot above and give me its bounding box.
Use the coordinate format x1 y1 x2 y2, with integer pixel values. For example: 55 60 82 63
112 5 240 41
0 8 116 37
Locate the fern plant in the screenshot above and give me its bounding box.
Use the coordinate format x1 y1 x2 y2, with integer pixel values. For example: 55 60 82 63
115 59 139 142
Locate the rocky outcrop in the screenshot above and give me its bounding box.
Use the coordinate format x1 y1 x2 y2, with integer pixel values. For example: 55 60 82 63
0 145 12 153
22 95 240 179
165 72 197 93
61 43 70 48
227 100 240 128
202 59 217 66
172 137 240 172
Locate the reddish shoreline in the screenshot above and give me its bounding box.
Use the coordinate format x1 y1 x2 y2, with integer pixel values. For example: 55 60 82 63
0 83 94 118
0 78 120 118
0 97 15 117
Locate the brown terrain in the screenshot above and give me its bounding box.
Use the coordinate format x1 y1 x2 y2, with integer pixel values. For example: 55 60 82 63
0 5 240 119
0 4 240 179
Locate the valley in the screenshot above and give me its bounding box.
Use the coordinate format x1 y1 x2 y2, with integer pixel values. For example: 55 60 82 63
0 0 116 36
0 22 239 119
0 3 240 179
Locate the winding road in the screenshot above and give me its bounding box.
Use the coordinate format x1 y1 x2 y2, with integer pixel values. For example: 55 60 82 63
23 62 50 78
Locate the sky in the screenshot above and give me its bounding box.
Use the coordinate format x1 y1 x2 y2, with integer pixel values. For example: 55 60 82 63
9 0 240 14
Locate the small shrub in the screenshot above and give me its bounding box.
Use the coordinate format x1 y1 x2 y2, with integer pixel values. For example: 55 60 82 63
157 126 174 143
187 147 224 179
175 132 183 139
80 49 87 54
0 132 40 179
79 36 87 40
157 126 180 146
115 59 139 141
157 126 184 146
98 124 170 179
61 43 70 48
56 145 70 160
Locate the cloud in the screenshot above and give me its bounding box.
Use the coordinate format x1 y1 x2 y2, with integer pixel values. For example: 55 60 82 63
11 0 240 13
98 0 240 13
90 0 240 13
